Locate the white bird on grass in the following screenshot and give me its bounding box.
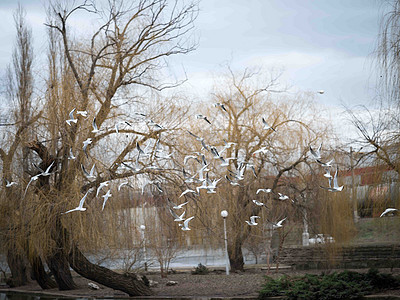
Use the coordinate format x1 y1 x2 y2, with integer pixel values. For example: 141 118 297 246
180 216 195 231
102 190 112 211
380 208 398 217
66 108 78 126
96 181 109 197
272 217 287 229
245 216 260 226
62 190 91 214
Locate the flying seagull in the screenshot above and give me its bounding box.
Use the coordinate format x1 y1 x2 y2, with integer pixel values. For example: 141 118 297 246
380 208 398 217
252 200 265 206
214 102 227 112
179 189 197 198
66 108 78 126
101 190 112 211
76 110 88 117
62 190 91 214
23 174 40 198
5 180 17 188
320 168 343 192
81 164 96 180
92 117 100 133
96 181 109 197
309 144 322 160
179 216 195 231
169 208 186 222
245 215 260 226
256 188 272 194
195 114 211 125
262 118 276 131
83 138 92 158
272 217 287 229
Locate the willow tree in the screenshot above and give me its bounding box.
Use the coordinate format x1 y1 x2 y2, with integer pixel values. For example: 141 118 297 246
177 66 330 271
7 0 198 296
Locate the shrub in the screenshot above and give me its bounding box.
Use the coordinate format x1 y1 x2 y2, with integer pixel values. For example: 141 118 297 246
258 269 400 300
191 263 209 275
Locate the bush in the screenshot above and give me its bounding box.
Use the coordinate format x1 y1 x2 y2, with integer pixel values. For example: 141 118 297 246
258 269 400 300
191 263 209 275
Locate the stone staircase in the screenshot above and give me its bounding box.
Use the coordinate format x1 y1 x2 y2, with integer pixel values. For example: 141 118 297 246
279 244 400 270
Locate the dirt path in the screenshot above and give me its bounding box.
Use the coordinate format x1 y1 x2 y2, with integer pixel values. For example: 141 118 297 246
1 267 399 298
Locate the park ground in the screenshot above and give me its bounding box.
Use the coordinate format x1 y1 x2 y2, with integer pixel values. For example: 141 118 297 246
1 266 400 299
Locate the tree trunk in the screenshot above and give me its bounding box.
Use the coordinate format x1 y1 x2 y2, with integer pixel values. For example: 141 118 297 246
46 250 76 290
46 216 76 290
228 240 244 272
29 252 57 289
6 247 28 287
68 244 152 296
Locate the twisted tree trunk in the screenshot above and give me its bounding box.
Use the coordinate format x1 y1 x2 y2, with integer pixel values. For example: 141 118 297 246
68 244 152 296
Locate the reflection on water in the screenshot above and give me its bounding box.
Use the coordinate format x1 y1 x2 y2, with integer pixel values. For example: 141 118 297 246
0 293 88 300
0 293 214 300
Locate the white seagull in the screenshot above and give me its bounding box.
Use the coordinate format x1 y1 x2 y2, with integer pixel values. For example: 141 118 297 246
169 208 186 222
252 200 265 206
278 193 289 201
96 181 109 197
245 216 260 226
92 117 100 133
179 189 197 198
76 110 88 117
68 148 76 160
213 102 227 112
81 164 96 180
273 217 287 229
256 188 272 194
101 190 112 211
380 208 398 217
62 190 91 214
195 114 211 125
83 138 92 158
309 144 322 160
180 216 195 231
321 168 343 192
66 108 78 126
118 181 132 191
23 174 40 198
262 118 276 131
6 180 17 188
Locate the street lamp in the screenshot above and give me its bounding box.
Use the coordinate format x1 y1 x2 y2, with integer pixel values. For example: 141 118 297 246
140 225 148 271
220 210 230 275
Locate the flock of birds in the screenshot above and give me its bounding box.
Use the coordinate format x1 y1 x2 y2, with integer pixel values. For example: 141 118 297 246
3 104 399 235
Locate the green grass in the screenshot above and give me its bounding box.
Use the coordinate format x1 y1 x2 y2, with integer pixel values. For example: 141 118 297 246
258 269 400 300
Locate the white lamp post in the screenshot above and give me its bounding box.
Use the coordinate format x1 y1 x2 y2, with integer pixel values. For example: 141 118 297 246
140 225 147 271
220 210 230 275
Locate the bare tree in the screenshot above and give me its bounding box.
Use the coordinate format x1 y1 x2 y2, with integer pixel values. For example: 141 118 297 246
1 0 198 296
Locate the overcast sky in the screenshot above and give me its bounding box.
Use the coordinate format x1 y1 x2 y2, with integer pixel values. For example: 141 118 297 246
0 0 386 110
